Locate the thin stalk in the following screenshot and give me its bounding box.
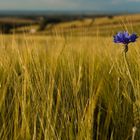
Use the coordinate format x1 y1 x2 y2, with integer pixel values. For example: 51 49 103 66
123 45 136 100
123 45 138 140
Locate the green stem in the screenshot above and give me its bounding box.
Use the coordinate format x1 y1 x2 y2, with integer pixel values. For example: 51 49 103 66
123 50 136 101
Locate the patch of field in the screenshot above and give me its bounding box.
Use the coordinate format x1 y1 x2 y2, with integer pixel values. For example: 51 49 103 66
40 14 140 36
0 33 140 139
9 13 140 37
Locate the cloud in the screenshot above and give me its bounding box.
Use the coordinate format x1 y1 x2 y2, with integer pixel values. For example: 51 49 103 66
128 0 140 2
0 0 89 10
0 0 113 11
0 0 139 12
111 0 140 5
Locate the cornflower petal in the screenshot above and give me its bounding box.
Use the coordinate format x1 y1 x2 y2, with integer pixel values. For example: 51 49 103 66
129 34 138 42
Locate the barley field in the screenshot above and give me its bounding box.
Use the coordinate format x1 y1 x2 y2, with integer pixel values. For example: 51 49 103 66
1 15 140 140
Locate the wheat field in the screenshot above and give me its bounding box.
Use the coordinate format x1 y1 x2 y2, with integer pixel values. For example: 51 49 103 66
0 18 140 140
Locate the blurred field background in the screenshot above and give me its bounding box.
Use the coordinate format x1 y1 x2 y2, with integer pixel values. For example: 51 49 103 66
0 13 140 140
11 14 140 36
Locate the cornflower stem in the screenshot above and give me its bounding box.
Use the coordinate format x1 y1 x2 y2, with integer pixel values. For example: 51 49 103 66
123 46 138 140
123 45 136 100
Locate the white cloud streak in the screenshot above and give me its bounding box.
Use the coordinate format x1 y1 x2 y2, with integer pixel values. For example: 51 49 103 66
0 0 93 10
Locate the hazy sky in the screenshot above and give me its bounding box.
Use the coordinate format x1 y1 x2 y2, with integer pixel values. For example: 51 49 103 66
0 0 140 12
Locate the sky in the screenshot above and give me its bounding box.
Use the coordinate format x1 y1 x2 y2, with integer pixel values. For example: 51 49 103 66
0 0 140 12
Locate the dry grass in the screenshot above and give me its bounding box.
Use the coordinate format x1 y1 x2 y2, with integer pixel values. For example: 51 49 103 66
0 16 140 139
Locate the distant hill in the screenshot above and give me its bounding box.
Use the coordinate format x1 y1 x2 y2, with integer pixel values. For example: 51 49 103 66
0 10 129 17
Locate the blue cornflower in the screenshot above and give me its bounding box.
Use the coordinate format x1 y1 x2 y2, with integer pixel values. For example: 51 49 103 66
114 31 138 53
114 31 138 44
